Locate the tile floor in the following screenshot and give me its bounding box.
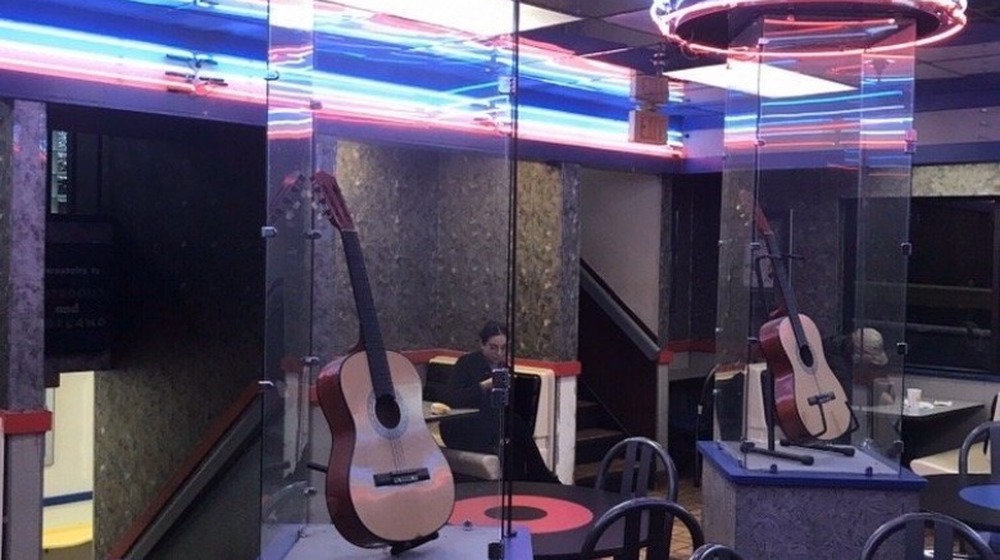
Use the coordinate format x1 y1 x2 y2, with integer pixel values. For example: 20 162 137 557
613 475 704 559
647 476 702 559
669 477 704 559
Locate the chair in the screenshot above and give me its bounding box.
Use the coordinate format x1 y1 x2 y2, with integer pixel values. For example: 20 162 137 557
960 421 1000 483
596 436 679 501
512 372 542 436
958 421 1000 553
690 543 744 560
910 393 1000 477
579 496 704 560
861 511 995 560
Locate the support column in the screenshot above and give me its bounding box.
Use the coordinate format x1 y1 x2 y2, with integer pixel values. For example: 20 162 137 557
0 98 50 560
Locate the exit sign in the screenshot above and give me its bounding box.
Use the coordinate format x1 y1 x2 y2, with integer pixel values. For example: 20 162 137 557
628 109 668 145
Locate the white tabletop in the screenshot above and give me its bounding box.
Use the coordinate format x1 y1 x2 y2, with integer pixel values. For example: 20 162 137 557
857 399 982 419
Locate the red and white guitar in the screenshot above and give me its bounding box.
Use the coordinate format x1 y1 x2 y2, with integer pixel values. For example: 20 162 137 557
742 191 853 442
312 171 454 548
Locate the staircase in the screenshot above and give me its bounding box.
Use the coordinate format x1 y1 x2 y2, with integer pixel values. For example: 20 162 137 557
572 387 628 486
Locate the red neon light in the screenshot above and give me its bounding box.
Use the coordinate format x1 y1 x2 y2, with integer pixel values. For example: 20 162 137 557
651 0 966 57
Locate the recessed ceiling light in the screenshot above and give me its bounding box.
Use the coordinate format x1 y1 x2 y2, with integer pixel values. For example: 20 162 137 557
665 61 856 98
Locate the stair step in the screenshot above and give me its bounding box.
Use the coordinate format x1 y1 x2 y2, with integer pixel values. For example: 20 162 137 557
572 457 625 487
575 400 607 430
576 427 624 444
575 427 625 465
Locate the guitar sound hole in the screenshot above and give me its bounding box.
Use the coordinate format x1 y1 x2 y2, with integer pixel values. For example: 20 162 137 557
799 345 815 368
375 395 401 429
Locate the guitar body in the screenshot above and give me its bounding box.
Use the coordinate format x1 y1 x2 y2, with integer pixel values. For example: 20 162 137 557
759 313 852 442
317 349 455 547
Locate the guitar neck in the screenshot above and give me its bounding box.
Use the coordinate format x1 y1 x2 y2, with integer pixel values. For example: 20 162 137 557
341 230 393 399
762 231 809 345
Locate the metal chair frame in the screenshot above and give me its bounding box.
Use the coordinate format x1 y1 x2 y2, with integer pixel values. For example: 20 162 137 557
595 436 679 501
690 542 745 560
579 496 704 560
860 511 996 560
959 421 1000 483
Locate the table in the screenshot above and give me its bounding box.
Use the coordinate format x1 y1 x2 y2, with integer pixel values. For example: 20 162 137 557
421 401 477 423
921 473 1000 532
861 399 983 420
858 400 983 463
451 481 632 560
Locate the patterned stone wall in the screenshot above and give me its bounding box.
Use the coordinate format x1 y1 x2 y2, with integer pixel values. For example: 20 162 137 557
324 141 577 361
0 99 47 409
913 162 1000 196
515 161 580 361
0 100 11 407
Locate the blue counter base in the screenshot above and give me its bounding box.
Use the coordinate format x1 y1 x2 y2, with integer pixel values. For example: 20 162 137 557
699 441 924 559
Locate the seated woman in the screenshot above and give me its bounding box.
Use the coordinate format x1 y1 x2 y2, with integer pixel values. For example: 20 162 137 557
439 320 560 483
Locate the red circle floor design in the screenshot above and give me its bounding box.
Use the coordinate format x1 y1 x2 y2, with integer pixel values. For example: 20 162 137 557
450 494 594 534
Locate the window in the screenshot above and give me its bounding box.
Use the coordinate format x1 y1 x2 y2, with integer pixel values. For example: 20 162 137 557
906 197 999 374
48 130 70 214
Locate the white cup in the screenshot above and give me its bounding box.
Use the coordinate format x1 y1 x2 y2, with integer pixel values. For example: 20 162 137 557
906 388 923 413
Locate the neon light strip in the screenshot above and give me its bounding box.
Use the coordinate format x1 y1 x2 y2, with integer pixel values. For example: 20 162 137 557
0 19 682 157
116 0 671 102
650 0 966 57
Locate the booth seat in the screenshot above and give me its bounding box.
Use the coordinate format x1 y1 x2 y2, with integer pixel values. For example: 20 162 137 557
909 393 999 477
438 446 502 481
424 355 554 481
42 499 93 551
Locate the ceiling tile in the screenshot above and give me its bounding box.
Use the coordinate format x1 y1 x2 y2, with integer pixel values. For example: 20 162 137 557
915 62 965 80
605 9 660 36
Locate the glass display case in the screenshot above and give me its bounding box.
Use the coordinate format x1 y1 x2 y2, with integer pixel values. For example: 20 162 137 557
712 15 916 476
262 1 517 557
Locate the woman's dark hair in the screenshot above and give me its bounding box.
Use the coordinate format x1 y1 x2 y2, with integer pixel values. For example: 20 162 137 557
478 320 507 344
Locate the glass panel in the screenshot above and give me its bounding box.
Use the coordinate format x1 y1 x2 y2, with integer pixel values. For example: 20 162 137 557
262 1 315 557
265 1 516 556
851 23 915 465
716 15 914 475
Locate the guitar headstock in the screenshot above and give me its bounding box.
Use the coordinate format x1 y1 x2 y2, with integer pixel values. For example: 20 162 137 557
312 170 356 232
268 173 309 223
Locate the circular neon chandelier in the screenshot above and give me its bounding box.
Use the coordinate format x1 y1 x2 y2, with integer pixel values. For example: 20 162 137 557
649 0 968 57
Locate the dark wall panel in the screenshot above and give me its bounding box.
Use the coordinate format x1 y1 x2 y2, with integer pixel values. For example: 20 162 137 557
92 114 265 558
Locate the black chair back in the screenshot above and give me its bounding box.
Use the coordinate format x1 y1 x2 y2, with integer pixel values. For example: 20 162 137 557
512 372 542 435
861 511 995 560
960 420 1000 483
579 496 704 560
690 542 744 560
595 436 679 501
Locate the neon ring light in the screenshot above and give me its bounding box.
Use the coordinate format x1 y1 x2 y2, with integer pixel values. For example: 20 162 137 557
649 0 968 57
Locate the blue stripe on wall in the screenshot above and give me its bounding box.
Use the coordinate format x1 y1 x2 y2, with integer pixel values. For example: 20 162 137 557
43 491 93 507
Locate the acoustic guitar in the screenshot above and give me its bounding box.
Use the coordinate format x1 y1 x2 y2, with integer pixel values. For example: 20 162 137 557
312 171 454 548
742 191 852 442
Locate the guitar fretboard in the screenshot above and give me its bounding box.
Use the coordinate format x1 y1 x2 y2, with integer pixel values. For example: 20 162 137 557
341 229 393 399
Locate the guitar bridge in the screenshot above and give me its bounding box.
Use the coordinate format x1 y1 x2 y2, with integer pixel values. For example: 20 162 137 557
807 392 835 406
373 468 431 487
